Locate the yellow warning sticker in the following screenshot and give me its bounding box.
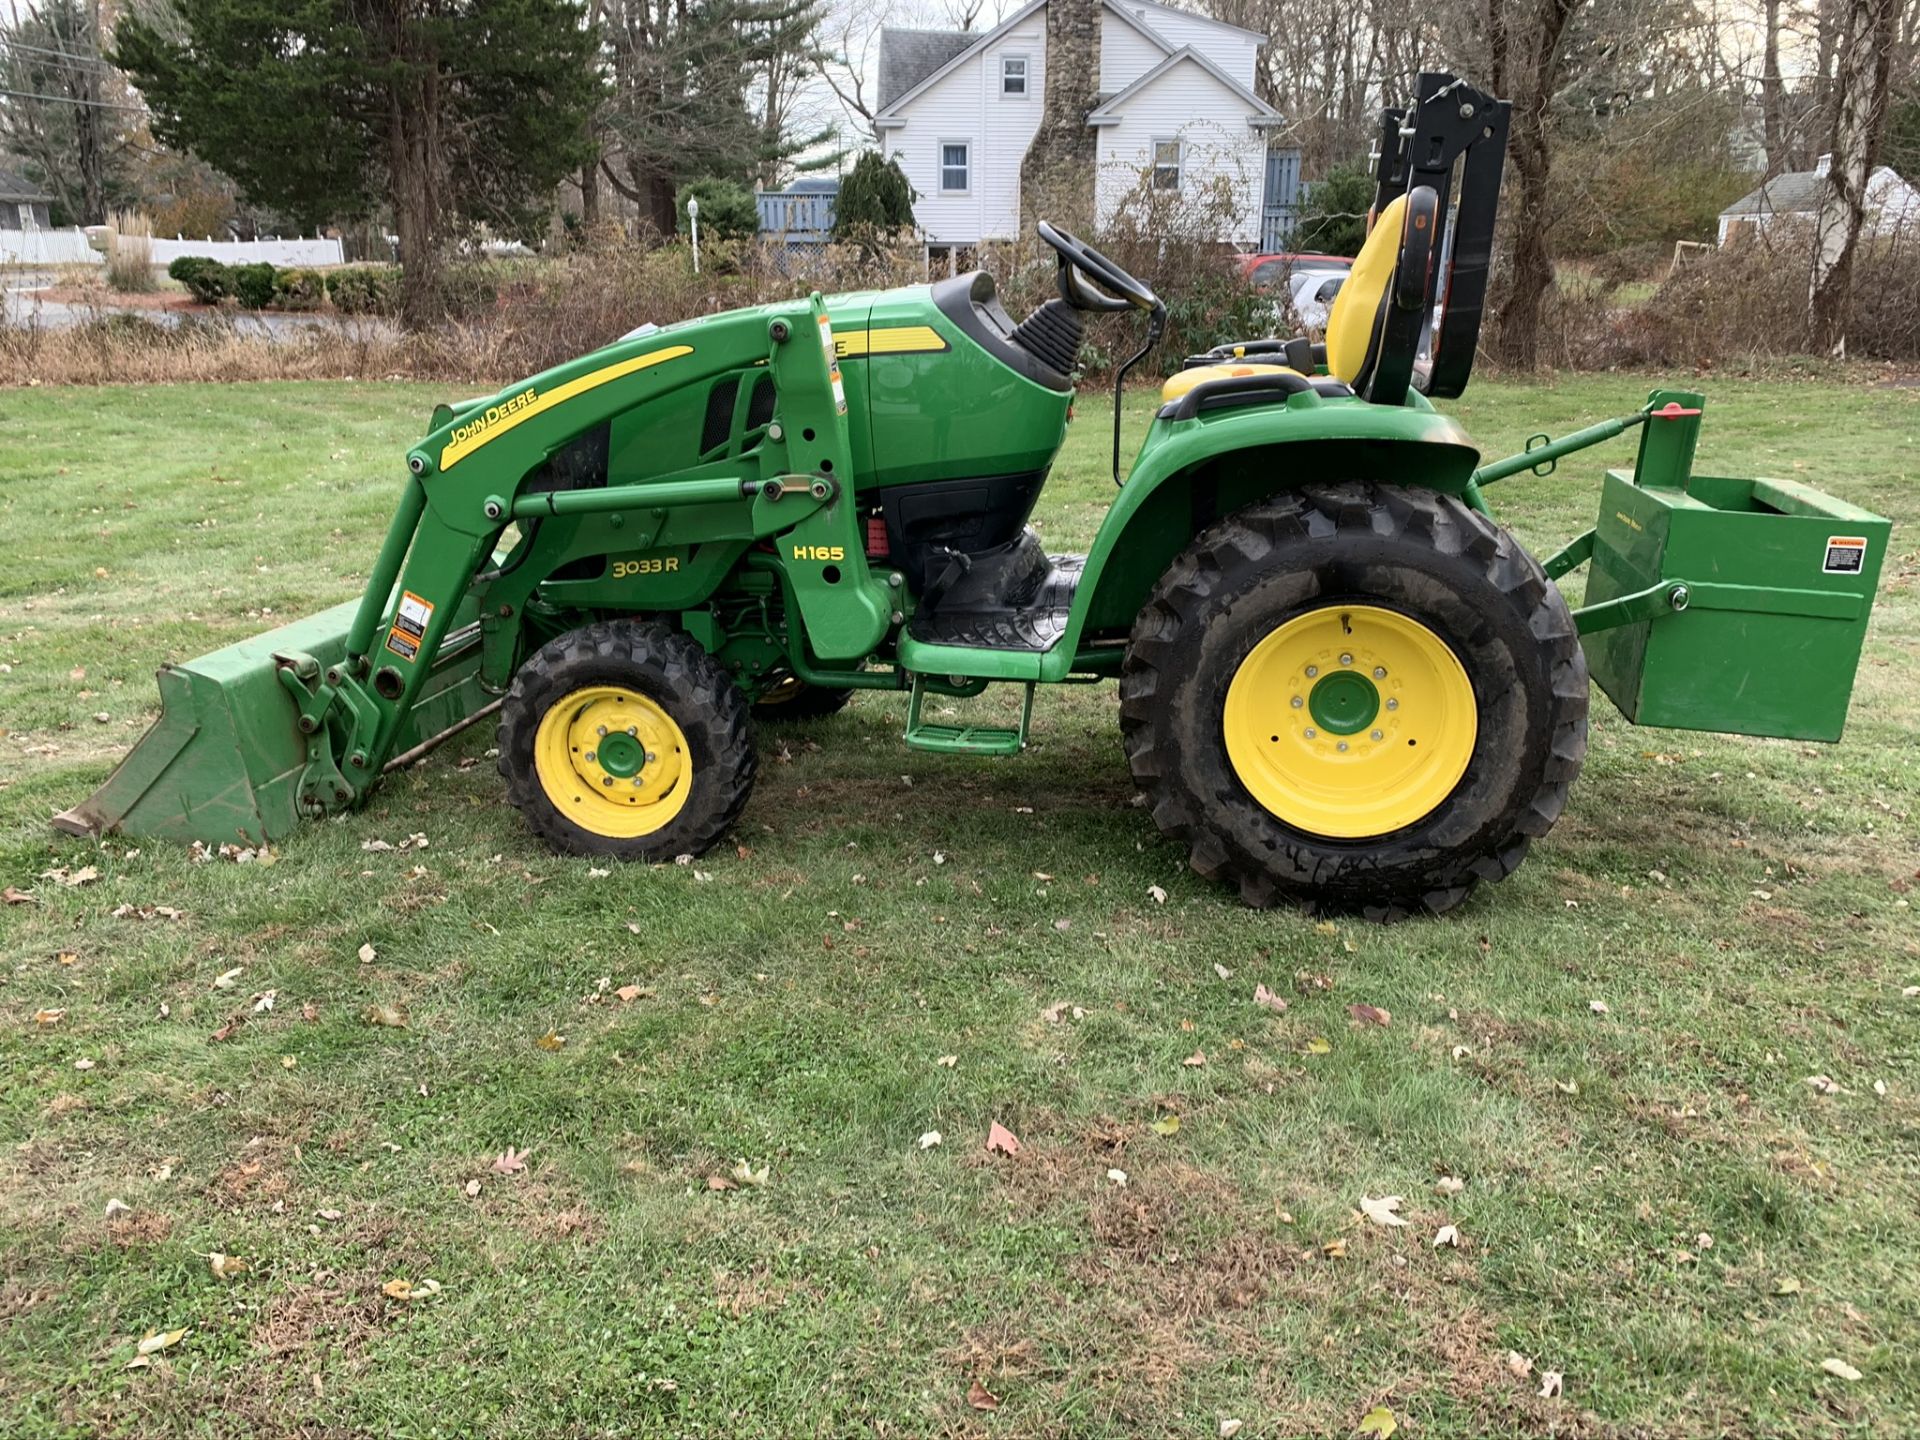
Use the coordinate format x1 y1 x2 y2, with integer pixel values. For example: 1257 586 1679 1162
384 590 434 662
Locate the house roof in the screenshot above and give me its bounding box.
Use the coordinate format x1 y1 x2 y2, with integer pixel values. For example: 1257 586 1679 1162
1086 45 1282 126
0 167 52 203
1720 169 1828 218
1110 0 1267 44
878 28 988 111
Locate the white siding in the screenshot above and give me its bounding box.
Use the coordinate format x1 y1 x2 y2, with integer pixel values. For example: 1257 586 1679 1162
880 23 1047 243
1115 2 1256 87
1100 10 1166 93
1094 60 1265 245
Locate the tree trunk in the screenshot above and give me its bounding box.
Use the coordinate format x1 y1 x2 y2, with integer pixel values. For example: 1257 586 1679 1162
580 157 601 225
1487 0 1583 372
388 35 443 330
1762 0 1786 175
1809 0 1898 352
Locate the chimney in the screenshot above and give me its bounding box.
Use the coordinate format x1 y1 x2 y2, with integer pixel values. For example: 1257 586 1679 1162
1020 0 1102 232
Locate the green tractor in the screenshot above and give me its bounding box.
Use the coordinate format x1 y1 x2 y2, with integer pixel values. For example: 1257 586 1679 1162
61 74 1889 919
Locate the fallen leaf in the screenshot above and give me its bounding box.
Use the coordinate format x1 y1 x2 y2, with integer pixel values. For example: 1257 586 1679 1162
1149 1114 1180 1137
363 1005 407 1029
44 865 99 887
1506 1350 1532 1378
1538 1370 1563 1398
1358 1405 1398 1438
1555 1079 1579 1095
2 886 35 905
534 1031 566 1050
491 1146 531 1175
127 1327 188 1368
1219 1422 1243 1439
966 1377 1000 1411
917 1130 942 1150
1041 999 1078 1025
1872 1079 1888 1097
1820 1358 1862 1381
212 967 245 990
1348 1003 1391 1027
1359 1194 1408 1228
935 1054 958 1068
1147 884 1167 904
464 1179 482 1197
1252 983 1288 1013
281 1055 297 1070
729 1158 769 1188
1106 1167 1128 1187
1182 1049 1207 1068
206 1252 248 1280
1314 920 1338 937
1305 1036 1332 1055
252 990 276 1013
1589 999 1611 1014
1433 1224 1460 1248
33 1008 65 1026
74 1057 95 1071
615 984 646 1002
104 1197 132 1219
317 1208 343 1221
1320 1237 1348 1258
380 1278 442 1302
1213 962 1232 980
1451 1044 1473 1060
705 1174 736 1191
1805 1074 1843 1095
1435 1175 1465 1196
357 942 376 964
1774 1276 1802 1295
985 1122 1021 1156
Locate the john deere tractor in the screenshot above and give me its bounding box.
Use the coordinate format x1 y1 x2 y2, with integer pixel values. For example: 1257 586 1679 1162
61 74 1889 918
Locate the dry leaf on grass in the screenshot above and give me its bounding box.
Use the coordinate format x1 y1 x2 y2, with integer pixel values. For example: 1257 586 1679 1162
729 1159 770 1188
1433 1224 1460 1248
1218 1422 1243 1439
126 1327 189 1369
33 1008 65 1026
212 967 245 990
1774 1276 1802 1295
705 1174 736 1191
380 1278 442 1302
534 1031 566 1050
491 1146 531 1175
917 1131 942 1150
966 1378 1000 1411
935 1054 958 1068
1183 1049 1207 1068
357 942 377 964
1805 1074 1843 1095
1820 1358 1863 1381
364 1005 407 1029
1348 1003 1392 1027
1147 884 1167 904
615 984 647 1002
1106 1168 1127 1187
1149 1114 1180 1137
1358 1194 1408 1228
985 1122 1021 1156
1358 1405 1398 1438
1320 1238 1348 1258
206 1252 248 1280
1252 983 1288 1013
1435 1175 1465 1196
1538 1370 1563 1398
3 886 35 905
1305 1036 1332 1055
1555 1079 1579 1095
1506 1350 1532 1378
1589 999 1610 1014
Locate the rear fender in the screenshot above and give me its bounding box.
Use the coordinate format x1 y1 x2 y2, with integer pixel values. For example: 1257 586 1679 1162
1053 398 1480 670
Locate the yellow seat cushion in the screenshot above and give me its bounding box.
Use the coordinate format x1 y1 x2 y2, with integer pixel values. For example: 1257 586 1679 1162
1161 362 1304 404
1323 192 1408 386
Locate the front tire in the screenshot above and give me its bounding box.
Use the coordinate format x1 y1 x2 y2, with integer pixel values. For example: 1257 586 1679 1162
498 619 755 860
1119 483 1587 919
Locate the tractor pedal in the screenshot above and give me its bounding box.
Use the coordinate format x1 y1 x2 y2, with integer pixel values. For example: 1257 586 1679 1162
903 676 1033 757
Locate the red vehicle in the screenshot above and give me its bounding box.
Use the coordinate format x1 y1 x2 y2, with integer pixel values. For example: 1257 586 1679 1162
1236 251 1355 287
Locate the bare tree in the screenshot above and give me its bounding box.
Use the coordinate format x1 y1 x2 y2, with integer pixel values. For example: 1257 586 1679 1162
1809 0 1898 349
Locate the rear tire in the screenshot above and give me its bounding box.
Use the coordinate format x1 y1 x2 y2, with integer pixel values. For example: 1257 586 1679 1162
1119 482 1587 919
499 619 755 861
753 675 856 720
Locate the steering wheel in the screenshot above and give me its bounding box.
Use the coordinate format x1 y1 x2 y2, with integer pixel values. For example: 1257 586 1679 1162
1037 221 1164 319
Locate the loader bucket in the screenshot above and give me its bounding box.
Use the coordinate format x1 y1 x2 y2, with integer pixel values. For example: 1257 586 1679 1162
53 594 491 848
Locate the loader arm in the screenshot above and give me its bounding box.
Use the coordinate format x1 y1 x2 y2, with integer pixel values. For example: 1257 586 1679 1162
62 293 888 846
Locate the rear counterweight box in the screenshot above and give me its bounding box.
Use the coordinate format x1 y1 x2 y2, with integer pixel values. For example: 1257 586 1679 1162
1581 471 1890 742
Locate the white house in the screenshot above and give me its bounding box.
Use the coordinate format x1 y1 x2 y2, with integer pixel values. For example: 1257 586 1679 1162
1717 155 1920 244
873 0 1283 249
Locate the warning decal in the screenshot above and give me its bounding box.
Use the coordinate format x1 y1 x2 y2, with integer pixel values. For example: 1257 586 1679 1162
1822 535 1868 575
384 590 435 662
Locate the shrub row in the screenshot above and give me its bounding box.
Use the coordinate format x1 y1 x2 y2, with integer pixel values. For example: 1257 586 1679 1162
165 256 406 314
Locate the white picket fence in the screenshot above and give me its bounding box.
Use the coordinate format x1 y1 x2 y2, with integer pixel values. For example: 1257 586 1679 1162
1 227 345 268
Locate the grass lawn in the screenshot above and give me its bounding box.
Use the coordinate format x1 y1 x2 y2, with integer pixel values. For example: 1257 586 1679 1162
1 373 1917 1438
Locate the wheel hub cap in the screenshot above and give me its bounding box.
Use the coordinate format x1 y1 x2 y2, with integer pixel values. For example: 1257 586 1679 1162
532 686 692 838
1223 605 1478 839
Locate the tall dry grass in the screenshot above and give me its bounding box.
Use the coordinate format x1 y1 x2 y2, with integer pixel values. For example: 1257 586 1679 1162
105 211 157 295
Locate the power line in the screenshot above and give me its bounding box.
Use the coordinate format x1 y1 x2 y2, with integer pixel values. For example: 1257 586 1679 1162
0 84 145 112
0 38 117 70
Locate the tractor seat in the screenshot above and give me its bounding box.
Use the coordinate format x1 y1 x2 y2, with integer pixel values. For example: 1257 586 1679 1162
1322 191 1413 394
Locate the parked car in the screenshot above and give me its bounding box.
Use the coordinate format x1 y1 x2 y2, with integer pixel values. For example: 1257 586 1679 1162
1237 251 1354 288
1287 268 1348 332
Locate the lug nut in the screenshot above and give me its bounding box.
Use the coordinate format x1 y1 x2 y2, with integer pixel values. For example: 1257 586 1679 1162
627 726 638 737
1386 698 1399 711
584 750 597 763
1370 729 1384 741
1305 665 1319 678
645 751 657 763
1340 653 1353 666
1303 728 1316 740
1336 741 1348 752
596 725 608 736
601 776 614 787
1373 666 1386 679
1290 695 1303 708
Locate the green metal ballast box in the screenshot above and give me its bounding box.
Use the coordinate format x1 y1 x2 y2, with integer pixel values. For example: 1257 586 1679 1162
1579 470 1890 742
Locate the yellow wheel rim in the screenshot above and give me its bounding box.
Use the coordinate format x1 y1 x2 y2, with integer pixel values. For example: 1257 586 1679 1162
1223 605 1477 839
532 684 693 839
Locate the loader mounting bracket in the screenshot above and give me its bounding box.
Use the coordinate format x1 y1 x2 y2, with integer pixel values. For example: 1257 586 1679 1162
274 650 379 817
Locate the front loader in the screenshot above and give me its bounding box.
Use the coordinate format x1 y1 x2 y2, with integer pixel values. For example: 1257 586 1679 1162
60 73 1891 919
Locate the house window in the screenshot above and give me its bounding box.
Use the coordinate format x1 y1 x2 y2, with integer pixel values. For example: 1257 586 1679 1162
1001 56 1028 97
1151 139 1182 192
939 141 970 194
